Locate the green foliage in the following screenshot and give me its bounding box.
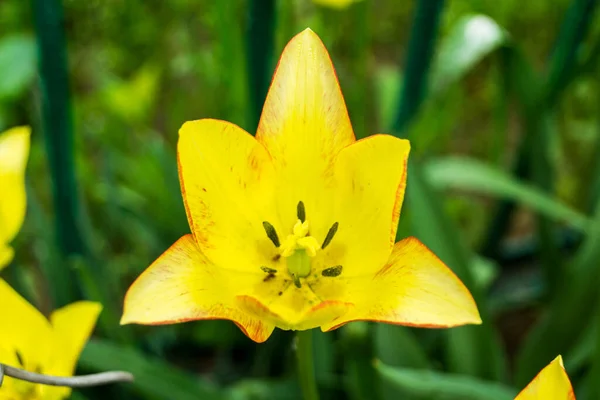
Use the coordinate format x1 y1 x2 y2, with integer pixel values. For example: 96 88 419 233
80 339 223 400
2 0 600 398
424 156 590 232
0 34 36 102
376 360 517 400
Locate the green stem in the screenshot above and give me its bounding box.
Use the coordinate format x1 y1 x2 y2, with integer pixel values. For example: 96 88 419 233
246 0 276 133
392 0 445 136
32 0 80 307
296 330 319 400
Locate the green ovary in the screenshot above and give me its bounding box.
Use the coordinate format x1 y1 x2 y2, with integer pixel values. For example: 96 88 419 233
287 248 312 278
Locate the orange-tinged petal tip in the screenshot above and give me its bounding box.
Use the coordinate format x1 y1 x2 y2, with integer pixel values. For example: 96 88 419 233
515 355 575 400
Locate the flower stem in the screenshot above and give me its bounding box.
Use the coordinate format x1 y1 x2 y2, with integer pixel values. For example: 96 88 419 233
296 330 319 400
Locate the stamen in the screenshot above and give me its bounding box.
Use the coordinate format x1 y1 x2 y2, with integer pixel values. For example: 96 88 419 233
321 222 339 249
262 221 280 247
297 201 306 222
322 265 343 277
261 266 277 274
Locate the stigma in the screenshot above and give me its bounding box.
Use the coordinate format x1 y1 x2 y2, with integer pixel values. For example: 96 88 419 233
281 220 320 281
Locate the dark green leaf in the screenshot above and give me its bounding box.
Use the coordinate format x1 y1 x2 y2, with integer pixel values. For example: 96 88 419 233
79 339 223 400
407 162 507 380
425 156 591 232
376 361 516 400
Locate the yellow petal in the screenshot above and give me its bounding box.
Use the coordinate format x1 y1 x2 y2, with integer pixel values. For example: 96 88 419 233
0 279 52 372
255 28 355 236
0 126 30 269
0 339 29 397
48 301 102 375
37 301 102 400
0 244 15 270
121 234 275 343
515 355 576 400
309 237 481 331
178 119 278 273
319 134 410 276
237 285 352 331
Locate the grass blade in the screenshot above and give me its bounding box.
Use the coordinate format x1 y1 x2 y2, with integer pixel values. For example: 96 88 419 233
79 339 223 400
246 0 276 132
376 360 516 400
32 0 83 306
393 0 444 136
407 163 506 380
425 156 591 232
515 198 600 386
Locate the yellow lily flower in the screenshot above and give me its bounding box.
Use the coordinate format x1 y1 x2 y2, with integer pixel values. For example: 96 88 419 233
121 29 481 342
515 355 575 400
0 279 102 400
0 126 30 270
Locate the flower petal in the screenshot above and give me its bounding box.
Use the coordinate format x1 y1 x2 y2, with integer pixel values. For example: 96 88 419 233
178 119 277 272
255 28 355 234
0 126 30 270
0 279 52 371
0 244 14 270
48 301 102 375
121 234 275 343
316 134 410 276
39 301 102 400
237 286 352 331
515 355 575 400
311 237 481 331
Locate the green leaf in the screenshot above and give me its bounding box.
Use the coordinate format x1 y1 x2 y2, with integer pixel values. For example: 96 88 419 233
0 34 37 101
225 379 301 400
101 65 160 124
374 325 430 370
79 339 223 400
406 162 507 380
376 361 516 400
375 66 402 131
424 156 591 232
516 199 600 386
430 14 508 95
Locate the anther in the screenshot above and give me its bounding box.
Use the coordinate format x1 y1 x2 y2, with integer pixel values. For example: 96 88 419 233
262 221 280 247
321 222 339 249
261 266 277 274
297 201 306 222
322 265 343 277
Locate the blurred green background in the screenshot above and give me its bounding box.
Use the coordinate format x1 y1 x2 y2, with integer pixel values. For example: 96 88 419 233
1 0 600 398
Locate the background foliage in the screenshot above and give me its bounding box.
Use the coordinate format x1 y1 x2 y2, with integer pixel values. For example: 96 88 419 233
1 0 600 398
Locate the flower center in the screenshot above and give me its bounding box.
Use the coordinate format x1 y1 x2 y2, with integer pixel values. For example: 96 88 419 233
281 220 320 282
261 201 340 288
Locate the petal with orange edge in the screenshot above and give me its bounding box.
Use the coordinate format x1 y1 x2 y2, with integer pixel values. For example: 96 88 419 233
178 119 278 273
515 355 575 400
237 283 352 331
121 234 275 343
255 28 355 235
309 237 481 331
312 134 410 277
